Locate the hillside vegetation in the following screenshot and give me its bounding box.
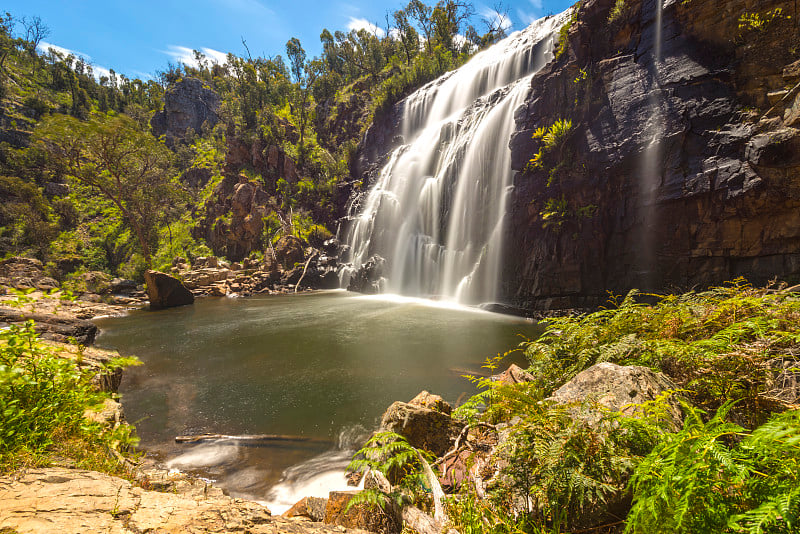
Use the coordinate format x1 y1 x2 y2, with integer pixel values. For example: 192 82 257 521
0 2 506 284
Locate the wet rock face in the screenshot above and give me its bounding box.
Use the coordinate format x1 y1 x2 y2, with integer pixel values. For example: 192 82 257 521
150 78 220 146
504 0 800 311
347 255 386 294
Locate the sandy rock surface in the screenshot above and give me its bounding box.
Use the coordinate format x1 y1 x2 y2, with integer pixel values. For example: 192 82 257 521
0 467 370 534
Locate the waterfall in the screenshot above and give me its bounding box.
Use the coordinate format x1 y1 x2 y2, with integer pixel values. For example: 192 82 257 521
339 10 571 304
637 0 665 288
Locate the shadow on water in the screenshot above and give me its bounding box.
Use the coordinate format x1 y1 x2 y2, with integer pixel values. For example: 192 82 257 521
94 291 539 509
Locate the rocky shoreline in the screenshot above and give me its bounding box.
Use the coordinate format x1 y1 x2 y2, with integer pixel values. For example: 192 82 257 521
0 256 376 534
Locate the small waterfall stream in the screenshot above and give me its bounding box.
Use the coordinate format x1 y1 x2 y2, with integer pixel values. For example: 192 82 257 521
340 11 571 304
637 0 666 287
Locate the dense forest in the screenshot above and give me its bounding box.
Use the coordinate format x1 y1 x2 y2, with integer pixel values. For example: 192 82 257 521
0 1 507 288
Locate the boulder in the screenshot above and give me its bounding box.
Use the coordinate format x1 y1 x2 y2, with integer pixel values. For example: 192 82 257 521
409 390 452 415
324 490 401 534
83 271 112 295
380 399 461 457
143 270 194 310
275 235 306 270
363 470 392 494
283 496 328 522
550 362 683 428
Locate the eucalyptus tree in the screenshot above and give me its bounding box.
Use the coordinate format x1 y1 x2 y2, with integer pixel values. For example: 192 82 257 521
34 113 176 267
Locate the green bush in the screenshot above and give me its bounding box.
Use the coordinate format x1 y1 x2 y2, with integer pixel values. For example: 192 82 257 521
0 321 139 473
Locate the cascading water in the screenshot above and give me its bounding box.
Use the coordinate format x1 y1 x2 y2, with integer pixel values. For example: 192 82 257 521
637 0 666 287
340 11 571 304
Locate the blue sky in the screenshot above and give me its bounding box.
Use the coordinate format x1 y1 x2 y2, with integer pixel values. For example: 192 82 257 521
4 0 575 80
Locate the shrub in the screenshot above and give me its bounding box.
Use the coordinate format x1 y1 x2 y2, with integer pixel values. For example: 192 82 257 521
0 321 140 473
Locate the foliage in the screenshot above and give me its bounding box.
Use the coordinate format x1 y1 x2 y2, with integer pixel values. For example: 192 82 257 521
738 9 787 33
346 431 435 512
608 0 628 23
448 281 800 533
626 403 800 534
34 113 177 267
521 280 800 419
554 7 579 60
528 119 573 171
0 321 140 474
494 401 662 533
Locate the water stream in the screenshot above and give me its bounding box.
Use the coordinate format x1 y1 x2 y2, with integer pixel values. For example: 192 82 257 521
340 11 571 303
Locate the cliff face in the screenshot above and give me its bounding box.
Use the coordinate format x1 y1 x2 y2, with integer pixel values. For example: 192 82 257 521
505 0 800 310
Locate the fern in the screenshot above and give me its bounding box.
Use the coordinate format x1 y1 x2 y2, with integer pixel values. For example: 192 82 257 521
345 431 434 513
626 405 800 534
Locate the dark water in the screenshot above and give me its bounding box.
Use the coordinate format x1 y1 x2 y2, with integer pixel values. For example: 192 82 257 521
94 291 539 509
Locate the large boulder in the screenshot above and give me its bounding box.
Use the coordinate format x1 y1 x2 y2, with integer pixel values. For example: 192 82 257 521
143 270 194 310
550 362 682 428
380 395 461 457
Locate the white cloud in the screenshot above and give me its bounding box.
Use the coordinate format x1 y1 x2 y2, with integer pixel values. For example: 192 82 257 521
38 41 113 82
38 41 87 60
346 17 385 37
516 0 545 26
480 6 513 32
516 8 538 26
215 0 274 17
164 45 229 67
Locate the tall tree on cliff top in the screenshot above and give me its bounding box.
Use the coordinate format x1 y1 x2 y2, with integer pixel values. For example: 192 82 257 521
286 37 319 152
34 113 176 267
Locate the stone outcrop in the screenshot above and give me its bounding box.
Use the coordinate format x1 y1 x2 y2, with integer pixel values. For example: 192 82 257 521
284 496 328 522
0 467 369 534
492 363 535 385
193 174 272 261
0 257 58 290
150 78 220 146
172 250 337 296
503 0 800 310
143 270 194 309
346 255 386 294
0 307 98 345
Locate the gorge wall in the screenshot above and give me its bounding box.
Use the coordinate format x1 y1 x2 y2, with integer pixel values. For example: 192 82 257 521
504 0 800 310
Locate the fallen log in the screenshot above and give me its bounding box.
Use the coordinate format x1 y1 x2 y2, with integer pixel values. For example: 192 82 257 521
175 433 330 445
